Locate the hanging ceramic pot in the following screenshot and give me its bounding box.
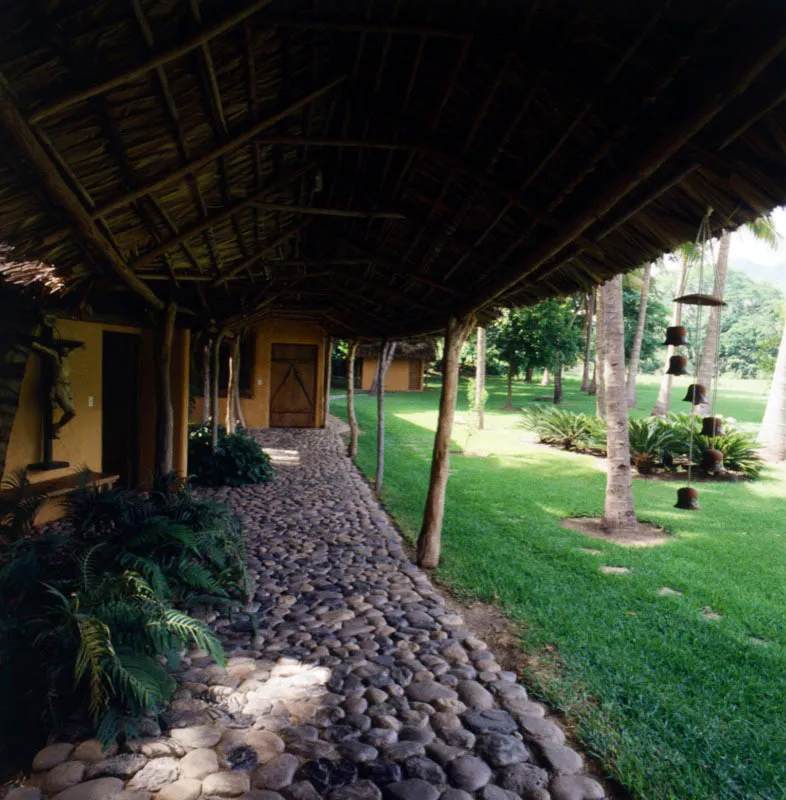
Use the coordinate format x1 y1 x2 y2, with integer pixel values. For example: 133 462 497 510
674 293 726 307
675 487 700 510
666 355 689 376
682 384 708 405
700 448 725 474
663 326 689 346
701 416 724 437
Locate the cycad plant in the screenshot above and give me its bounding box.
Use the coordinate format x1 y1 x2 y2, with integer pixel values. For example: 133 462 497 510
522 407 606 450
628 417 682 474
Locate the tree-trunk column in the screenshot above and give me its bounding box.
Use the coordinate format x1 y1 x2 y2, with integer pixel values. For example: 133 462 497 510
375 340 389 492
347 340 359 458
155 301 177 475
475 326 486 430
626 261 652 408
601 276 637 533
580 291 595 393
417 316 472 569
211 329 226 453
759 317 786 461
202 338 212 424
323 336 334 428
595 286 606 417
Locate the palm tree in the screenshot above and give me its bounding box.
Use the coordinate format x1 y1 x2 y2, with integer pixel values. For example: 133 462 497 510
696 218 779 402
580 291 594 392
601 275 637 534
594 287 605 418
626 262 652 408
759 314 786 461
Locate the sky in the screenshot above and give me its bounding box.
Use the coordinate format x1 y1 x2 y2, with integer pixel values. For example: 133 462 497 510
730 205 786 265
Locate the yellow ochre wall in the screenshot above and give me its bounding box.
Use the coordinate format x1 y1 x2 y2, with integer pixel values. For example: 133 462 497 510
3 320 190 521
360 357 423 392
192 318 328 429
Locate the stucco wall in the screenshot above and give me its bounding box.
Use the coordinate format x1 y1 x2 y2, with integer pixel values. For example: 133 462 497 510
192 318 327 429
360 357 423 391
3 320 190 521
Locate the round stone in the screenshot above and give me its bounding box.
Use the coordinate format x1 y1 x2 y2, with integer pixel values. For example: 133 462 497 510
382 778 440 800
446 755 491 792
71 740 115 764
549 774 606 800
328 780 383 800
460 709 517 735
360 760 402 786
476 734 529 767
253 754 299 790
402 755 445 783
127 758 180 792
497 762 550 794
32 743 74 772
86 754 147 780
156 778 203 800
41 762 85 794
170 725 222 749
180 747 219 779
456 681 494 710
50 777 124 800
201 770 251 796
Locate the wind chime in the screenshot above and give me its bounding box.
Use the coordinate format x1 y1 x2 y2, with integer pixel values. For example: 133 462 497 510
665 210 727 510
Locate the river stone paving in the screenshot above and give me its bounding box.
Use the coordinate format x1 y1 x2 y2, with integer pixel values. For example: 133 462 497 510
13 426 606 800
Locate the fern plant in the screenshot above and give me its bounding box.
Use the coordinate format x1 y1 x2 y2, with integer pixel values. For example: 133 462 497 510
522 407 606 450
188 424 275 487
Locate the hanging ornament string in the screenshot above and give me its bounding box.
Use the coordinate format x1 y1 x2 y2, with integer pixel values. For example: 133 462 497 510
708 240 724 448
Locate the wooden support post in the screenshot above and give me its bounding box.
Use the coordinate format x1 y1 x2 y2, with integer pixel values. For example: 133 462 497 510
225 336 235 432
347 340 359 458
154 301 177 475
211 329 226 452
475 326 486 430
202 337 212 423
323 336 334 428
417 316 472 568
375 340 389 493
233 335 246 428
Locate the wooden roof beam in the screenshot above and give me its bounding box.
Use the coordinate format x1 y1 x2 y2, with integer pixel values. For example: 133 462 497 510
29 0 277 123
464 21 786 315
0 75 163 310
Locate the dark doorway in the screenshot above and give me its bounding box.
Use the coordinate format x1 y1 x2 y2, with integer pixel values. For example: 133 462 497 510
270 343 318 427
102 331 140 487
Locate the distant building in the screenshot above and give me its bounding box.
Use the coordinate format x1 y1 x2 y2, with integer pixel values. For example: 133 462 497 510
358 339 437 392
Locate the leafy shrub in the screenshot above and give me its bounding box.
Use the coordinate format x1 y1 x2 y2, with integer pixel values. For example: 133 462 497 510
628 417 683 474
189 424 275 487
522 407 606 450
0 471 248 766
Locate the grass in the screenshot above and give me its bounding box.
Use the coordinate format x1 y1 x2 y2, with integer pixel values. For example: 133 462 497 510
333 372 786 800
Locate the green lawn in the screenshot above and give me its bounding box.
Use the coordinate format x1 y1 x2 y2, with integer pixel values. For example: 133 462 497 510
333 373 786 800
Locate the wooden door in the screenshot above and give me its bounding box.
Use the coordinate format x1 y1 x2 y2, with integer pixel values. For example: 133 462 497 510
408 359 422 391
270 343 318 427
102 332 140 487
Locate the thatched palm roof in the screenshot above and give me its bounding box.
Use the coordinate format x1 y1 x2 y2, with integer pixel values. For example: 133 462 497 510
0 2 785 335
357 339 437 361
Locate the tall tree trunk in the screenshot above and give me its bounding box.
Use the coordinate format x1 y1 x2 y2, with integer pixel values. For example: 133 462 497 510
524 366 533 383
202 338 212 424
375 341 392 492
595 287 606 418
417 316 472 569
759 317 786 461
211 330 226 453
540 369 551 386
581 290 595 392
505 360 516 410
588 360 597 395
155 302 177 475
696 231 731 408
626 262 652 408
652 249 689 416
323 336 334 427
553 359 563 404
475 326 486 430
233 333 246 428
346 340 359 458
369 341 397 395
600 276 637 534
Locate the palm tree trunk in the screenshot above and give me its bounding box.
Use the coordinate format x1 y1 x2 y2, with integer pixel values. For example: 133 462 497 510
759 316 786 461
475 326 486 430
202 338 212 424
696 231 731 397
347 340 359 458
595 287 606 418
504 360 515 410
417 316 472 569
600 275 637 534
652 249 689 416
580 290 595 392
626 262 652 408
553 359 563 404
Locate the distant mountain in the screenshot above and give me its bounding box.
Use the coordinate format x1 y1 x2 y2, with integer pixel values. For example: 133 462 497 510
729 257 786 294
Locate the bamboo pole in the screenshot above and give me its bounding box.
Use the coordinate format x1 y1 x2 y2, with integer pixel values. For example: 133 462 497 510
155 301 177 474
416 316 472 568
347 340 359 458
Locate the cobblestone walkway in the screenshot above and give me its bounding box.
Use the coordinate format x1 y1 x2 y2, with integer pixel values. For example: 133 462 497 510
16 427 606 800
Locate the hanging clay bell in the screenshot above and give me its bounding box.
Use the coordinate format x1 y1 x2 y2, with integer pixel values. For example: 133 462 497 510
675 487 700 510
663 325 689 346
701 448 726 474
666 355 689 376
683 383 708 405
701 416 724 437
